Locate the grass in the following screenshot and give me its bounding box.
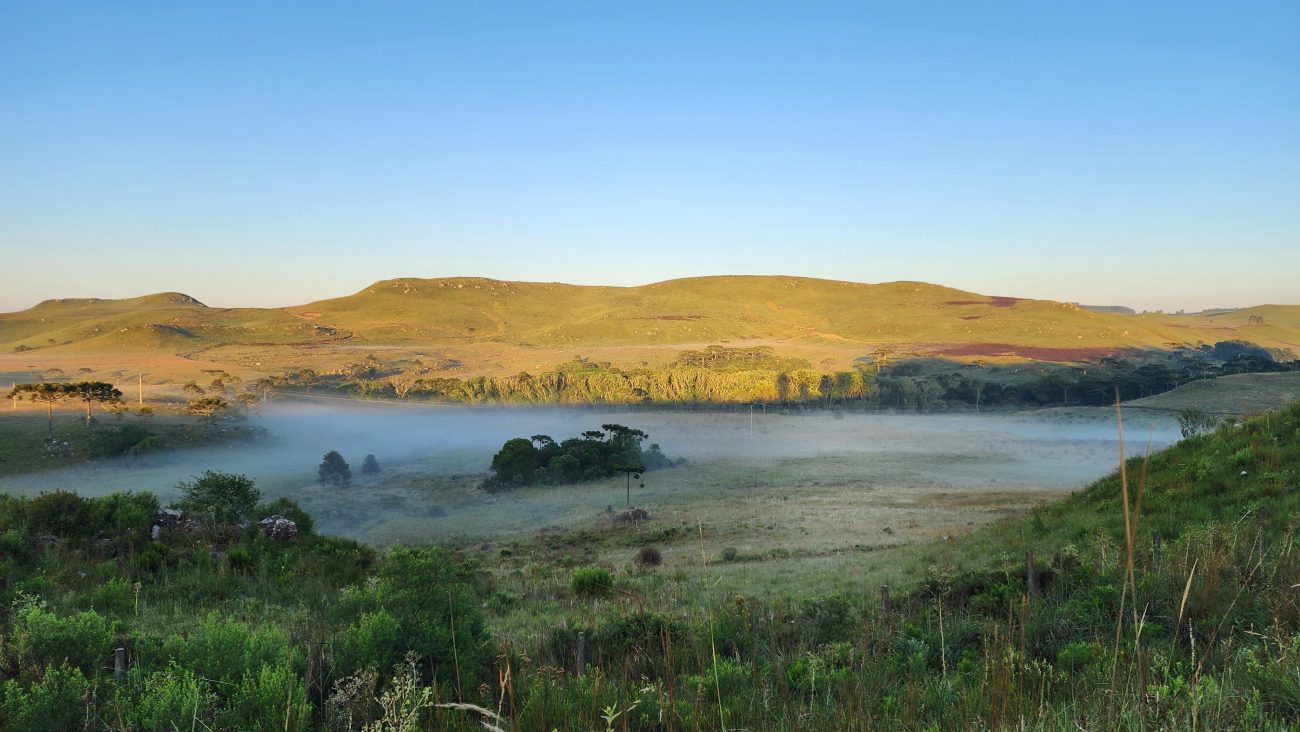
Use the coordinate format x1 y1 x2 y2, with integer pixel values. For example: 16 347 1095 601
3 276 1298 387
0 411 261 477
1125 371 1300 415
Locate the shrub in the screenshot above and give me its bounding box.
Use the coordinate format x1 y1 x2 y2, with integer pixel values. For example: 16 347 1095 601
335 610 402 678
158 613 293 688
0 663 92 731
91 491 159 540
634 546 662 567
340 546 490 688
11 602 117 675
26 491 93 539
216 662 312 731
720 547 739 562
226 546 254 571
92 577 135 616
571 566 614 596
126 664 217 732
177 471 261 528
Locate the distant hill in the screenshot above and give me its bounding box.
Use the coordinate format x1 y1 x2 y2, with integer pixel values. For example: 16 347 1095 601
1076 304 1136 315
2 276 1298 381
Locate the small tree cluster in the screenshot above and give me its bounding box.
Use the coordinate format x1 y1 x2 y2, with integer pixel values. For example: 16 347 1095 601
487 424 673 488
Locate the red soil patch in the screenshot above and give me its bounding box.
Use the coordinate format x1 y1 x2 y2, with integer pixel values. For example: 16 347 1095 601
959 316 982 321
945 297 1021 308
921 342 1113 362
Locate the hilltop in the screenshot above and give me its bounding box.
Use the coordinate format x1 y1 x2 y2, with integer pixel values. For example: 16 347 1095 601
1 276 1297 385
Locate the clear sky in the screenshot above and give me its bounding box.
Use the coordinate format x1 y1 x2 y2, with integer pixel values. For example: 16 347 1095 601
2 1 1297 312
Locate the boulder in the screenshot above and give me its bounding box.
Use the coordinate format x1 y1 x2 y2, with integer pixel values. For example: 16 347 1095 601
259 515 298 541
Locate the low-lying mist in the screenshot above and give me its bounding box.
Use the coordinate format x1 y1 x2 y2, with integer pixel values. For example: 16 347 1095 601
0 398 1180 544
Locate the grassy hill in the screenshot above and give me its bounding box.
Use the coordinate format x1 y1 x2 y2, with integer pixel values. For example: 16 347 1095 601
2 276 1298 385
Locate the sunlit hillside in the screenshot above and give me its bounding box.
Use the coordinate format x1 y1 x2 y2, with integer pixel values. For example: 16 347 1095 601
2 276 1297 383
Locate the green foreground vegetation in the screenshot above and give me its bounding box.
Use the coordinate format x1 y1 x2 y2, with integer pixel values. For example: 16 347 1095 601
1 400 1299 729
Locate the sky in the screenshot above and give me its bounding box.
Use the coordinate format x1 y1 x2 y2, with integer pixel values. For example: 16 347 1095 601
1 1 1297 312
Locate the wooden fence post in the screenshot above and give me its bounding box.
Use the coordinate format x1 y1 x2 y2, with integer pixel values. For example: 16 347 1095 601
880 584 890 624
576 631 586 677
1026 551 1037 598
114 647 126 683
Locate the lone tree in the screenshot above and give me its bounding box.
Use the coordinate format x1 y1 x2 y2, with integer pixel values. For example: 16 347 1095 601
184 396 231 424
360 453 381 476
8 383 73 436
68 381 123 423
177 470 261 529
614 463 646 508
319 450 352 486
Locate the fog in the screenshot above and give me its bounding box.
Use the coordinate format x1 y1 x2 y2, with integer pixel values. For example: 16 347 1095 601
0 398 1180 544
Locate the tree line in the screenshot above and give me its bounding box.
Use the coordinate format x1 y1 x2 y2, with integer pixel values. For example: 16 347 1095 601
256 342 1298 411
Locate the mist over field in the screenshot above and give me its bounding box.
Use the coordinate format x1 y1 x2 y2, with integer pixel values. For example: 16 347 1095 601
0 398 1179 543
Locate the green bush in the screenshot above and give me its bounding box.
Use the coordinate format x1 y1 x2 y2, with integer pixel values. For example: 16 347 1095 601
335 609 402 678
571 566 614 597
158 613 294 689
25 491 93 539
10 602 117 675
216 662 312 731
92 577 135 617
340 546 490 688
0 663 92 732
125 664 217 732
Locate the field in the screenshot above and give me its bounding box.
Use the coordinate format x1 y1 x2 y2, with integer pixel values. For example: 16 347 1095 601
1 402 1178 602
1124 371 1300 415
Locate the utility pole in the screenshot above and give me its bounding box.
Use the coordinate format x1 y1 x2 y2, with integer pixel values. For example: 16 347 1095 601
138 374 144 405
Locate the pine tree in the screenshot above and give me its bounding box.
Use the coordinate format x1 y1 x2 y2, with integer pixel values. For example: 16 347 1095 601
318 450 352 486
360 453 381 476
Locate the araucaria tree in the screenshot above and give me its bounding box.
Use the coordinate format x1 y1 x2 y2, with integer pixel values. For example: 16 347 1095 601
68 381 123 423
319 450 352 486
8 382 73 436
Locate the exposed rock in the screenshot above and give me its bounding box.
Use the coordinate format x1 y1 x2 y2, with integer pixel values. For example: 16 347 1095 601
259 515 298 541
613 508 651 525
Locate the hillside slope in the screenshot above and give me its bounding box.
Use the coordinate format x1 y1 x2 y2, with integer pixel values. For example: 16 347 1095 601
2 276 1297 381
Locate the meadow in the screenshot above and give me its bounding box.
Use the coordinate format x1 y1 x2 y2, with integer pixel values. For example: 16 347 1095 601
4 387 1300 730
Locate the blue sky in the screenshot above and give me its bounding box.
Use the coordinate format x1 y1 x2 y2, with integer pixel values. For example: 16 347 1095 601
2 1 1297 311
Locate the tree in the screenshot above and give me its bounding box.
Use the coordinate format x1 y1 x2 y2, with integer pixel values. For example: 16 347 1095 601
181 381 205 398
177 470 261 528
8 383 73 436
614 463 646 508
360 454 381 476
184 397 230 424
67 381 123 423
319 450 352 486
489 438 539 485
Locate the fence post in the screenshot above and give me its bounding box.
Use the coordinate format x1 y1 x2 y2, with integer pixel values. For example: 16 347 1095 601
576 631 586 677
880 584 890 624
114 647 126 683
1026 551 1037 598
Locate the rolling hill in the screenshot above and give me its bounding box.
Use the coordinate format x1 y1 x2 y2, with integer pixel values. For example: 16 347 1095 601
2 276 1298 384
